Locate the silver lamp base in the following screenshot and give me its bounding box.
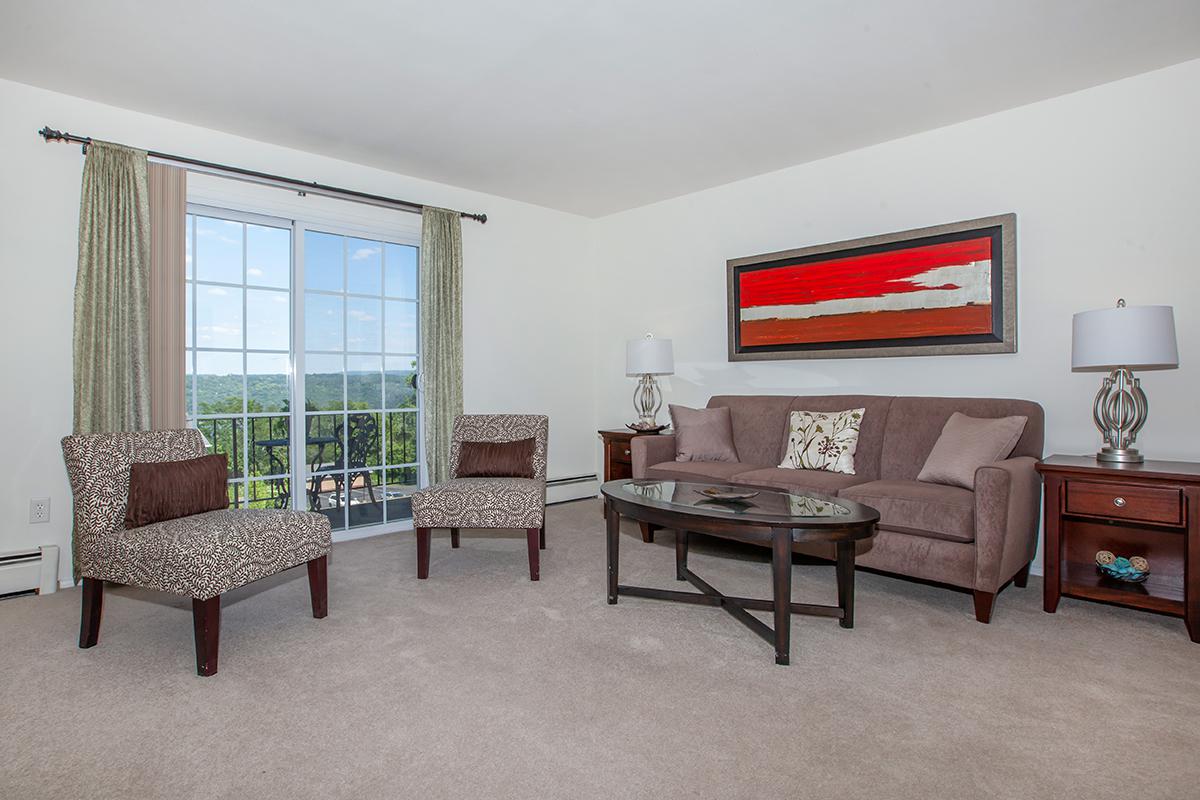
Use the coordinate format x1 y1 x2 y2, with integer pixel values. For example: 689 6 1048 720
1091 367 1147 464
632 374 663 428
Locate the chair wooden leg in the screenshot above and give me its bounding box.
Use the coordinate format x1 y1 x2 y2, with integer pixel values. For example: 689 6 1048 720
1013 562 1031 588
79 577 103 649
973 590 996 624
450 527 460 549
526 528 540 581
307 555 328 618
192 595 221 677
539 526 546 550
416 527 431 579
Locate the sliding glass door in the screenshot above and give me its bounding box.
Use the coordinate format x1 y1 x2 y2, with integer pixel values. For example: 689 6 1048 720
185 207 421 535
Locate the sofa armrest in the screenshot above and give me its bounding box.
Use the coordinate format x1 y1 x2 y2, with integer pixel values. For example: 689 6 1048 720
631 434 676 478
973 456 1042 592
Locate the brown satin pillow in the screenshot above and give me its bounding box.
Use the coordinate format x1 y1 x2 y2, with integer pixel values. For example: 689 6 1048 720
455 438 536 479
125 454 230 529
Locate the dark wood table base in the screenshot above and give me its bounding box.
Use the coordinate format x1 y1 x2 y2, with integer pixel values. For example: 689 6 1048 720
607 506 858 665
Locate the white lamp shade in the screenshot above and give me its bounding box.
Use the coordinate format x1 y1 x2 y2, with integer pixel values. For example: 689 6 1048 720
1071 304 1179 371
626 335 674 376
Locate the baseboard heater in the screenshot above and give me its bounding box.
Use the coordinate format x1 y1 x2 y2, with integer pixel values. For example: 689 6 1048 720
0 546 60 598
547 474 599 505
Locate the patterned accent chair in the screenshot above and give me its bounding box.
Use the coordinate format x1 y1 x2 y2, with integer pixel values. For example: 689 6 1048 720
60 429 332 676
412 414 549 581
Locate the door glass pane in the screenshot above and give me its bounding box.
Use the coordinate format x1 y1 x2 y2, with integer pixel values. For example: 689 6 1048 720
384 243 418 299
247 352 289 412
347 297 382 353
194 351 243 415
347 412 382 469
385 300 417 354
246 289 289 350
384 357 417 409
195 285 243 349
306 353 344 410
305 293 343 351
195 217 243 284
347 238 382 295
304 231 343 292
246 225 290 288
349 470 384 528
347 355 381 409
386 411 418 464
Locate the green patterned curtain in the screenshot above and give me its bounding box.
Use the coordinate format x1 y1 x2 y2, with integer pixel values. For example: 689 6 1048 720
419 207 464 484
73 141 151 434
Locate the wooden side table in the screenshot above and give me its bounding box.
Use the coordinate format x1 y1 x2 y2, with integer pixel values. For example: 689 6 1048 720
1037 455 1200 643
598 428 667 542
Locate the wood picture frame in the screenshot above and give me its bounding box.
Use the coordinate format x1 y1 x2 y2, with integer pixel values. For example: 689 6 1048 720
727 214 1016 361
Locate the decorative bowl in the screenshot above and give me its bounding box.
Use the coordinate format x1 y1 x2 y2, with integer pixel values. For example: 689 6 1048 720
1095 550 1151 583
626 423 668 434
697 487 759 502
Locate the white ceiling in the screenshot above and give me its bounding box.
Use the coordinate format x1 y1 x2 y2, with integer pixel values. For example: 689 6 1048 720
2 1 1198 216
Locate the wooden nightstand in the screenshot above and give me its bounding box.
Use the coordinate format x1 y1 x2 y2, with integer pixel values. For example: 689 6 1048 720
597 428 668 542
1037 455 1200 642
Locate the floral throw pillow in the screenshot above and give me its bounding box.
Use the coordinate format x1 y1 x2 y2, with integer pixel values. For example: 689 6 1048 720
778 408 865 475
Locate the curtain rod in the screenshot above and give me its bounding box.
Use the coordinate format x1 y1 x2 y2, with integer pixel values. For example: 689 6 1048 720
37 126 487 224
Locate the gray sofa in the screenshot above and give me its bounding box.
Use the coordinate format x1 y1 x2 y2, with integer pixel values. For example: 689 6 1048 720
631 394 1044 622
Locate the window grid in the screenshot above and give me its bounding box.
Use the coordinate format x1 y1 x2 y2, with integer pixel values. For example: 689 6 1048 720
186 210 421 531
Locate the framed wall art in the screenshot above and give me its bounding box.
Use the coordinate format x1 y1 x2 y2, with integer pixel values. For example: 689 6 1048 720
727 214 1016 360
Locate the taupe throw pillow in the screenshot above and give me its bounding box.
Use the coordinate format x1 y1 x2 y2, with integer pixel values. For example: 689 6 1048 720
917 412 1028 490
669 404 738 463
125 454 229 529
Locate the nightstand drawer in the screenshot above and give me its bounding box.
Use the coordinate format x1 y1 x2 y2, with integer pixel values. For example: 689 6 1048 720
610 442 633 464
1066 481 1182 525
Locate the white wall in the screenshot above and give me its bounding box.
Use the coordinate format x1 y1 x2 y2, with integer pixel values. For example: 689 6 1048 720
589 60 1200 472
4 59 1199 588
0 77 596 586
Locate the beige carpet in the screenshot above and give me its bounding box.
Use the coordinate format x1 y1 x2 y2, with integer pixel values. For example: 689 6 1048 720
2 498 1197 799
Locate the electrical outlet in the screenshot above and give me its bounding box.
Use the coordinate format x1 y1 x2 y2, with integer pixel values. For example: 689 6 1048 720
29 497 50 524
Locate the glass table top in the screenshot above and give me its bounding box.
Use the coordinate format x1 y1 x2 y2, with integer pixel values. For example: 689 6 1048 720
610 479 857 523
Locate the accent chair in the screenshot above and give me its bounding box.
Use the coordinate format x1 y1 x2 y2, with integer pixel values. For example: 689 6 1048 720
412 414 549 581
60 429 332 676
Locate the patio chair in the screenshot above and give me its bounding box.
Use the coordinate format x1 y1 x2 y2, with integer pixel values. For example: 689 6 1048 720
60 429 332 676
412 414 549 580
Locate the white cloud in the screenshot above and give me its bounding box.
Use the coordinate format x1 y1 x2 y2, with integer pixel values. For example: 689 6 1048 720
351 247 381 261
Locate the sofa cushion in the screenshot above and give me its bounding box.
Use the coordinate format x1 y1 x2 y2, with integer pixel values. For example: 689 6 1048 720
92 509 332 600
644 461 766 484
730 466 865 497
839 479 975 542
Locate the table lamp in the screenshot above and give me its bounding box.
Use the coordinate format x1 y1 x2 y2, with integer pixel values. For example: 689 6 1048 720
1071 299 1178 463
626 333 674 429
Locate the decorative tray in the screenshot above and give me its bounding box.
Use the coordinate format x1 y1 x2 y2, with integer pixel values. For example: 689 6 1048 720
626 424 669 434
696 487 759 502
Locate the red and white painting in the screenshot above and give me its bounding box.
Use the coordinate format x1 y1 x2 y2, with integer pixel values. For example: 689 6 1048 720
736 236 996 349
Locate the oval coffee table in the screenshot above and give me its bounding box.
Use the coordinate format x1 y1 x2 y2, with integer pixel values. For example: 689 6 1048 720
601 479 879 665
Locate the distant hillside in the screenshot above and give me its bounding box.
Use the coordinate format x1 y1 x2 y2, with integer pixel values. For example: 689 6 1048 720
190 370 417 414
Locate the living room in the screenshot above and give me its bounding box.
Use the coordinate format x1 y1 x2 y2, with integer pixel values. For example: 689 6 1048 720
1 2 1198 798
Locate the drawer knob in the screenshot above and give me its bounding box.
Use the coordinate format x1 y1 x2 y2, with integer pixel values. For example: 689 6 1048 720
624 449 631 456
1113 497 1126 508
